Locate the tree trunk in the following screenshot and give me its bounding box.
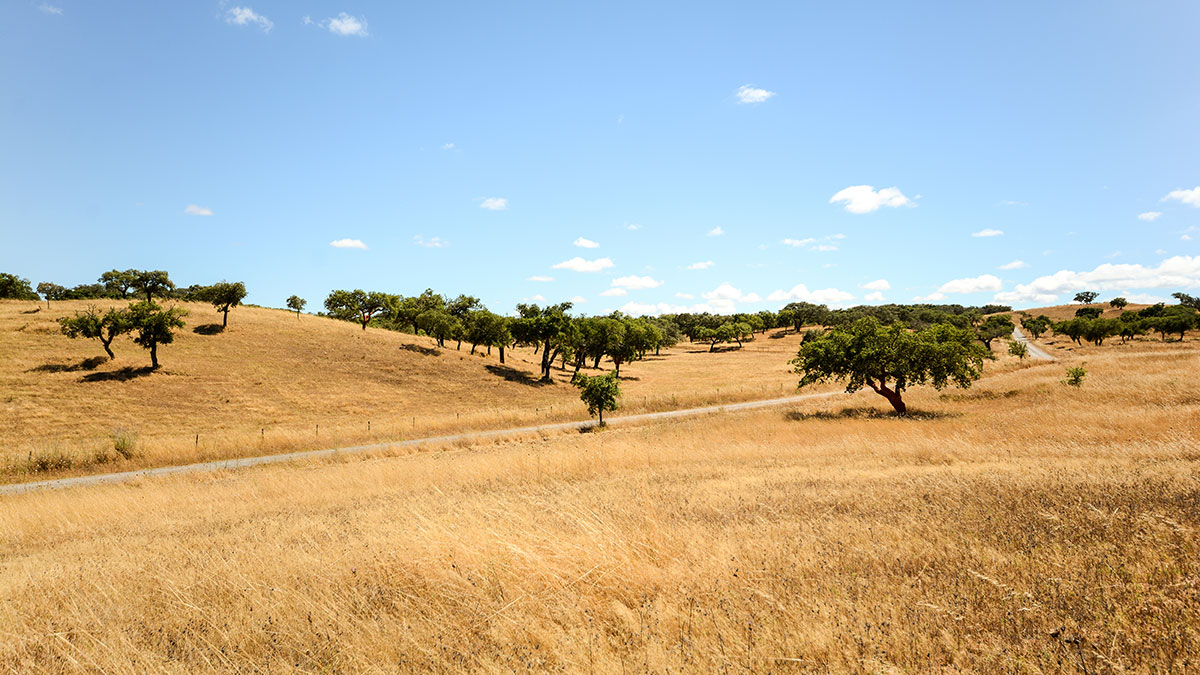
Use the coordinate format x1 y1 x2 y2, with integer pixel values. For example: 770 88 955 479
499 346 505 364
101 339 115 359
614 361 621 376
470 344 477 355
222 309 229 328
150 342 159 370
592 354 602 368
868 380 906 415
598 408 603 426
456 339 461 350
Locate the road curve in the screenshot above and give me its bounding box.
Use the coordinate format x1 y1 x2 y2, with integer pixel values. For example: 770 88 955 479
0 391 841 496
1012 325 1055 360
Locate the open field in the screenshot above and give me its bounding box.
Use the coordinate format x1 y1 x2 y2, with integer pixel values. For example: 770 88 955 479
1 299 816 481
2 343 1198 671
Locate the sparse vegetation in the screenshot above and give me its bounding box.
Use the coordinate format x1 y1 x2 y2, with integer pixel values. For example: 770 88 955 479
1063 365 1087 387
571 370 620 425
286 294 306 318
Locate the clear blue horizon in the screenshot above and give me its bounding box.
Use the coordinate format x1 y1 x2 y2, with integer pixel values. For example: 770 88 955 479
2 1 1198 314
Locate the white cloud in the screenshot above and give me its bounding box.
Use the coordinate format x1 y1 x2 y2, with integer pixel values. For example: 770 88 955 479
480 197 508 210
330 238 367 250
1138 211 1163 222
699 283 762 313
782 237 815 247
674 292 695 300
569 296 587 304
937 274 1003 294
225 7 273 32
1163 187 1200 207
611 275 662 290
999 260 1028 270
972 228 1004 237
573 237 599 248
994 256 1200 305
184 204 213 216
812 244 838 252
1184 234 1193 241
325 12 368 36
626 223 641 231
526 275 554 282
707 226 725 236
687 261 714 270
1123 292 1169 304
551 257 614 273
913 292 947 302
765 284 854 307
735 85 776 104
522 294 546 303
619 301 695 316
829 185 912 214
863 291 886 303
1156 249 1167 255
599 288 627 297
861 279 890 291
441 142 455 150
827 233 846 240
413 235 447 248
38 4 62 15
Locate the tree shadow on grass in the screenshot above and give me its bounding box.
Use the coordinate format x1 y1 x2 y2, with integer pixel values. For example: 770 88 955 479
193 324 225 335
485 364 552 387
27 356 110 373
81 366 155 382
785 406 958 422
21 307 41 314
768 330 791 339
400 343 441 357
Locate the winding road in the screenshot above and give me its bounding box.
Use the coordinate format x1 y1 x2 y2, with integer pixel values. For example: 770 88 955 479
1011 325 1055 360
0 391 842 496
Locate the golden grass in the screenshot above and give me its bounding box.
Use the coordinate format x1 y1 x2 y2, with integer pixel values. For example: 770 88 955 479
1 345 1198 671
0 300 814 481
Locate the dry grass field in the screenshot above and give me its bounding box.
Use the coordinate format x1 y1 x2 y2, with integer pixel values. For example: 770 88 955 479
0 299 812 481
1 339 1198 671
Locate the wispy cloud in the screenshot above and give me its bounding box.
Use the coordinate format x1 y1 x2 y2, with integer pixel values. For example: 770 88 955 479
330 238 367 250
225 7 273 32
1138 211 1163 222
766 284 854 307
1163 187 1200 207
938 274 1002 294
610 275 662 290
674 292 695 300
527 275 554 282
441 142 455 150
480 197 508 211
325 12 369 36
626 223 641 231
687 261 714 270
782 237 815 247
184 204 213 216
38 3 63 15
972 228 1004 237
413 235 446 248
573 237 599 248
829 185 912 214
551 257 614 273
707 226 724 237
600 288 627 297
860 279 890 291
995 255 1200 305
863 291 886 302
735 85 776 104
999 260 1028 270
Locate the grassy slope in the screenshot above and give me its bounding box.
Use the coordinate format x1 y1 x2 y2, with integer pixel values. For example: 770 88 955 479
1 343 1198 670
0 299 811 479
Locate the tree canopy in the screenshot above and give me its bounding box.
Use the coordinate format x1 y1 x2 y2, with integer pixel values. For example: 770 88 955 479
571 371 621 425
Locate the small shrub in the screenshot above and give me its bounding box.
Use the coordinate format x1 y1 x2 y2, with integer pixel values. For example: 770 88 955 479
27 449 73 473
111 428 138 459
1063 366 1087 387
1008 341 1028 360
802 328 825 343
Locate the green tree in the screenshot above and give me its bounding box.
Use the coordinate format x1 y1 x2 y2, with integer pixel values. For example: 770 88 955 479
286 295 306 318
446 295 482 349
417 309 459 347
510 302 574 381
791 317 988 415
99 269 139 298
1020 314 1051 339
128 301 188 369
1074 306 1102 319
36 282 65 308
1083 318 1120 345
977 314 1014 349
58 306 132 359
1173 292 1200 311
1109 297 1128 310
0 272 39 300
1073 291 1099 305
571 371 620 426
132 270 175 302
324 289 392 330
1008 340 1028 360
782 302 831 331
200 281 247 328
1052 318 1087 345
465 310 511 359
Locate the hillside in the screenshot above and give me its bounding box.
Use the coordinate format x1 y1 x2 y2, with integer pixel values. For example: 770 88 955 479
0 299 811 479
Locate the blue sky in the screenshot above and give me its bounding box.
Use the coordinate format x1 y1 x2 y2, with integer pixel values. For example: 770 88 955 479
2 1 1198 314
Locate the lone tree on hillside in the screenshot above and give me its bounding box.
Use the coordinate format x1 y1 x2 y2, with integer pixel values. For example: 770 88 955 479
791 317 988 415
1173 292 1200 311
59 306 132 359
36 282 65 308
572 371 620 426
1109 297 1128 310
99 269 139 298
1074 291 1099 305
324 289 392 330
977 314 1014 350
286 295 306 318
200 281 247 328
132 270 175 301
128 301 188 369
